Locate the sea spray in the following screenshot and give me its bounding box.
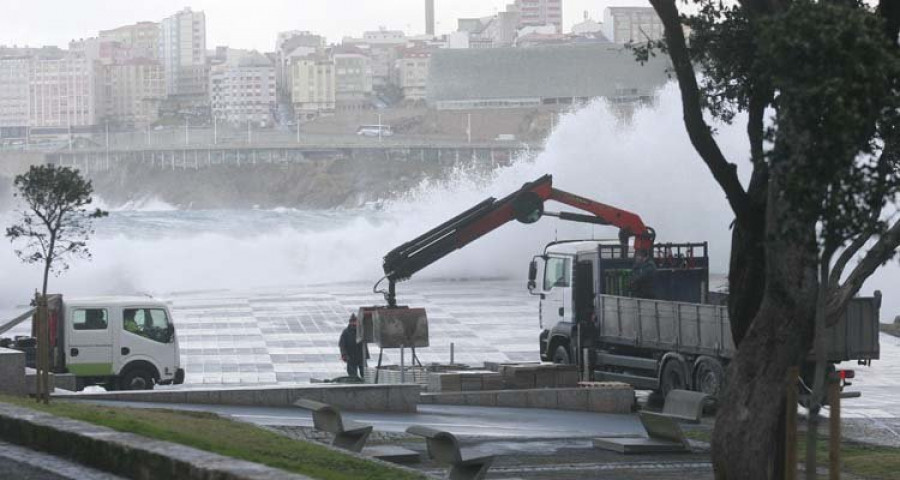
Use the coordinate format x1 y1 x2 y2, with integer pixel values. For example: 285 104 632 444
1 83 896 319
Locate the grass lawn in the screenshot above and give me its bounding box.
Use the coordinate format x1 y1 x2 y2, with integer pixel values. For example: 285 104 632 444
0 395 426 480
683 427 900 480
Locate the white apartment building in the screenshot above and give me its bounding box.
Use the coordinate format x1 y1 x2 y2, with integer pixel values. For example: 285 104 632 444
210 51 276 126
396 49 430 101
101 59 165 127
159 8 208 102
333 50 373 110
99 21 160 60
28 54 98 128
0 56 30 131
515 0 562 33
291 55 335 118
602 7 665 44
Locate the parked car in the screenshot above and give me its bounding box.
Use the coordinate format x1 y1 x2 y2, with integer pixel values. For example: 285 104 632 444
356 125 393 137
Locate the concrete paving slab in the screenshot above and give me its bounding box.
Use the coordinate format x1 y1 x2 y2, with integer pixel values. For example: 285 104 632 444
363 445 421 464
592 437 690 454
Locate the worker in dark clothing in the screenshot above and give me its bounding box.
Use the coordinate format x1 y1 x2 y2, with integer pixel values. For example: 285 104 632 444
339 314 366 379
630 251 657 299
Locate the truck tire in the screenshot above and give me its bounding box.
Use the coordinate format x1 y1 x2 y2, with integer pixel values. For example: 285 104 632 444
552 345 571 365
660 358 688 398
693 357 726 400
119 369 155 391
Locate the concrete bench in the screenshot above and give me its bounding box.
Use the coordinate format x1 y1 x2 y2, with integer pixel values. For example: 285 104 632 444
593 411 692 454
406 425 494 480
293 398 372 452
660 389 709 424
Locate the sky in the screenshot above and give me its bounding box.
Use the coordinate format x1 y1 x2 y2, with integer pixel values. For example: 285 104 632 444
2 0 649 51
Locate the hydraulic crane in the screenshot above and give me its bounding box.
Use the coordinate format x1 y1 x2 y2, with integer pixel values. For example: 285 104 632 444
374 174 655 308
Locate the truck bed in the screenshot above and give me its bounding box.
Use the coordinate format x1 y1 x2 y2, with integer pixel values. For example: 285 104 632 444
596 294 880 362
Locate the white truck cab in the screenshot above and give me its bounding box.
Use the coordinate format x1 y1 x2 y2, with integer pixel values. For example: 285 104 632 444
63 297 183 390
1 295 184 391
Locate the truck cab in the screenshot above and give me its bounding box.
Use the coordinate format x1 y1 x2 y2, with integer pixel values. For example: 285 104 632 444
533 240 709 366
2 295 184 391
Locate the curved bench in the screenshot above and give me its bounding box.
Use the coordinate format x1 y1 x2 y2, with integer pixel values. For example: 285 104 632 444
294 398 373 452
406 425 493 480
661 389 709 424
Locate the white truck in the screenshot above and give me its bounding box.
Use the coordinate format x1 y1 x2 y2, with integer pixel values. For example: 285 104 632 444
0 295 184 391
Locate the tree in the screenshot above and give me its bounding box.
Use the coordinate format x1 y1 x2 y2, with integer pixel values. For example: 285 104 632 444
5 164 107 402
6 164 107 298
643 0 900 478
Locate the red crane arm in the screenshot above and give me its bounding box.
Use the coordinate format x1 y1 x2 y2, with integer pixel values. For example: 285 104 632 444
379 174 654 305
547 188 654 252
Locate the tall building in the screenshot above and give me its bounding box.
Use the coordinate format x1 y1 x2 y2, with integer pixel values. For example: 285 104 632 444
427 44 669 110
100 58 165 127
99 21 160 60
290 54 335 118
602 7 665 44
333 48 373 110
210 50 276 126
514 0 562 33
159 8 208 103
395 48 431 101
29 53 99 128
0 56 30 134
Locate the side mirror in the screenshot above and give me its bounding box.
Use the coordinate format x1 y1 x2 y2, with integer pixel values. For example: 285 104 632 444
167 324 175 343
528 259 538 289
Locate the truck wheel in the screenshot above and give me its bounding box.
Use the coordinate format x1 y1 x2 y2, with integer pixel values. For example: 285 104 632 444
693 357 726 400
552 345 571 365
119 369 155 391
660 359 688 398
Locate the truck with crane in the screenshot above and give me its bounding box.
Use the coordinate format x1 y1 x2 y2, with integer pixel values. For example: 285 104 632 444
373 174 881 399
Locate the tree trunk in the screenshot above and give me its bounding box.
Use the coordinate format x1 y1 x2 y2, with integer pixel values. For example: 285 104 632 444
727 217 766 344
713 180 818 479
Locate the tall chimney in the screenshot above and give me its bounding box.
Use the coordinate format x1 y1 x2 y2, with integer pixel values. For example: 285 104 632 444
425 0 435 36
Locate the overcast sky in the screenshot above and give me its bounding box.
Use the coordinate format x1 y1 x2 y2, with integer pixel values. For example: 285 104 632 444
2 0 649 51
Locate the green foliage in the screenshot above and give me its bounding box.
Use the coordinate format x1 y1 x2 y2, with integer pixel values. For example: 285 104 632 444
5 164 107 291
757 1 900 246
683 0 900 248
685 1 760 123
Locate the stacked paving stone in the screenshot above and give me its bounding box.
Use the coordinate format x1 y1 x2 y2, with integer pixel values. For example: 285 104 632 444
492 363 580 390
427 370 504 392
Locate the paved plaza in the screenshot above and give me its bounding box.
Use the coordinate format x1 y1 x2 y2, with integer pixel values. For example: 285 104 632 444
167 279 541 386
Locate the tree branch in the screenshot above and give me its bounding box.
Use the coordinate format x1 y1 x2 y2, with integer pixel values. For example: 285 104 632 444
828 217 900 323
650 0 751 221
829 233 871 288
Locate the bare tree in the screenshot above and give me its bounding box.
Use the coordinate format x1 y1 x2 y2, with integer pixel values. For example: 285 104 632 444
5 164 107 402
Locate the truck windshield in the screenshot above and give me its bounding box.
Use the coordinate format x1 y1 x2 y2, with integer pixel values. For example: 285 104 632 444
123 308 172 343
543 257 571 290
